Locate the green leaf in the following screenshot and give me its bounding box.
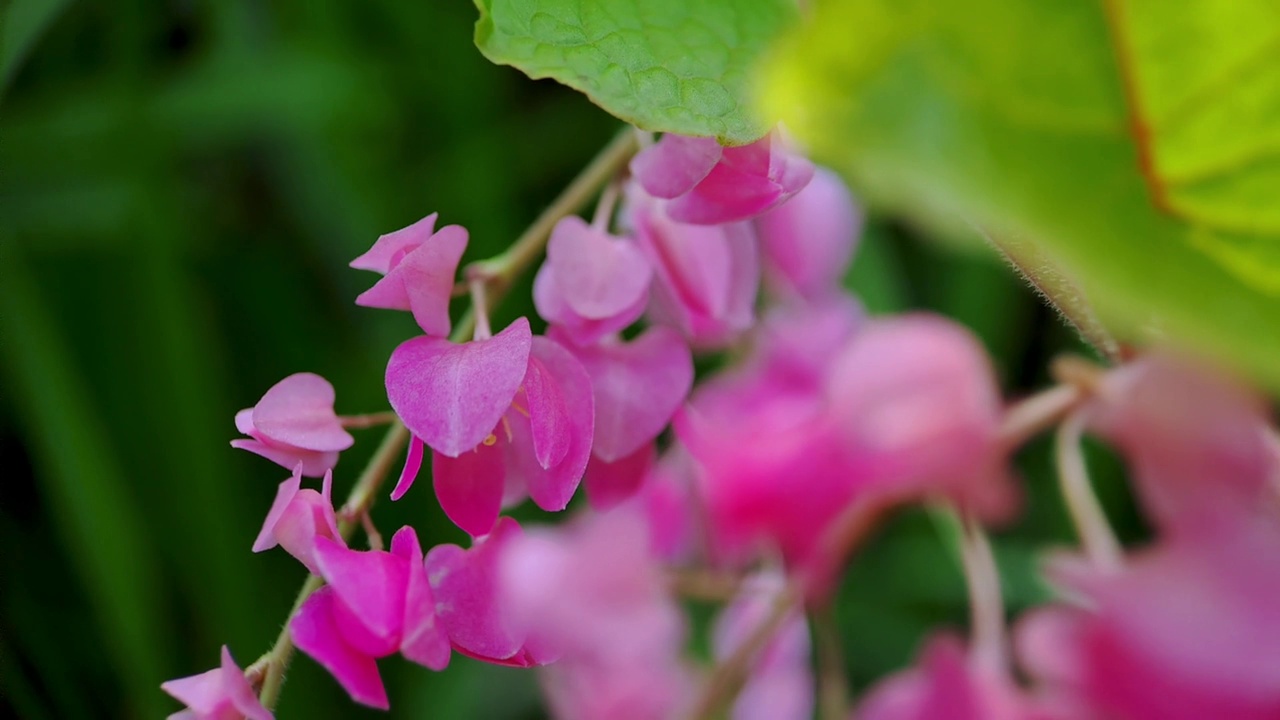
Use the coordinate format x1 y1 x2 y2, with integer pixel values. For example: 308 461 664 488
473 0 797 143
761 0 1280 388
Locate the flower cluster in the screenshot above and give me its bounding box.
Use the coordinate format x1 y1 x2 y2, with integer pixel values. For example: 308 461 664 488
164 128 1280 720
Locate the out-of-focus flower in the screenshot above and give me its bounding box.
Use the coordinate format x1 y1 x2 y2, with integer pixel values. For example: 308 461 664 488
533 216 652 345
232 373 354 477
712 571 812 720
160 645 272 720
499 508 694 719
251 464 341 574
290 527 450 710
755 166 862 300
350 214 467 337
630 131 814 225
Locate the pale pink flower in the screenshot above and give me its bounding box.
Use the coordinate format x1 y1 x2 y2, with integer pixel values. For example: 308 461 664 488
231 373 353 477
251 464 341 574
160 646 272 720
630 131 814 225
290 527 450 709
755 166 862 299
713 571 813 720
350 213 467 336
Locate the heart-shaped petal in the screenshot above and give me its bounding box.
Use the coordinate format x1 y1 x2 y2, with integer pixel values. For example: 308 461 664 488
350 213 438 273
290 588 389 710
386 318 532 457
313 537 408 654
630 134 722 199
433 441 506 537
546 216 653 320
556 327 692 462
390 527 451 670
253 373 354 452
425 518 528 662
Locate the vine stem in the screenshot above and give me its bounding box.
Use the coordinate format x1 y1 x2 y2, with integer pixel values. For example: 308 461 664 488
958 514 1005 672
688 376 1092 719
249 126 639 712
1055 409 1124 572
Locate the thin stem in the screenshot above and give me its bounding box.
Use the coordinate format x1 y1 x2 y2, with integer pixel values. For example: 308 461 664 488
958 514 1006 671
361 513 384 552
469 277 492 340
591 181 621 232
251 127 637 710
813 604 848 720
1055 409 1124 572
666 568 742 602
339 411 398 429
999 384 1083 448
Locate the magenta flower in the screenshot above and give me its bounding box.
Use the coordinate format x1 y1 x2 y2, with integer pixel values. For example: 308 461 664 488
499 508 693 719
712 571 813 720
1018 520 1280 720
630 131 814 225
290 526 450 710
858 635 1044 720
160 645 272 720
1090 352 1277 539
386 318 594 535
532 215 653 345
626 186 761 347
755 166 862 299
424 517 555 667
350 213 468 336
582 443 656 511
231 373 354 477
251 464 341 574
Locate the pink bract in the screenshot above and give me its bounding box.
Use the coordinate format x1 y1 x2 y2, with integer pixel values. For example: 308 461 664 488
755 166 862 299
160 645 272 720
386 317 532 458
630 131 814 225
291 527 450 710
713 571 813 720
351 214 468 337
553 325 693 463
532 215 652 345
231 372 353 477
252 464 342 574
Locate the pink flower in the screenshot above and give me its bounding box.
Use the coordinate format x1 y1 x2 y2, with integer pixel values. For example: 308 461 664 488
858 635 1046 720
251 464 341 574
1018 520 1280 720
533 215 652 345
1090 352 1277 539
231 373 354 477
423 517 555 667
386 318 595 535
350 213 468 336
630 131 814 225
499 508 694 719
712 571 812 720
626 186 761 347
160 645 272 720
755 166 862 299
290 526 450 710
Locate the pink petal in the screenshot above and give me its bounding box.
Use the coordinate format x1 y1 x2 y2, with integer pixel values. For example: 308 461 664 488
386 317 532 457
557 326 692 462
350 213 438 273
390 434 426 501
584 444 655 511
234 408 255 435
290 588 389 710
220 646 273 720
665 134 815 225
312 537 407 654
756 166 861 298
533 263 649 346
433 441 506 537
631 134 722 199
390 527 451 671
713 574 813 720
517 337 595 512
355 224 468 337
426 518 527 661
161 669 225 716
545 216 653 319
253 465 304 553
522 355 571 470
251 373 353 452
229 438 339 478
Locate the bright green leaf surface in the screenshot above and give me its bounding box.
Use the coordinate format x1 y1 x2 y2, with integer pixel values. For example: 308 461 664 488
474 0 797 143
762 0 1280 388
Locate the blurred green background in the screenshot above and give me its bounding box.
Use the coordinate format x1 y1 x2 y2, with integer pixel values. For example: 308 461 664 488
0 2 1145 718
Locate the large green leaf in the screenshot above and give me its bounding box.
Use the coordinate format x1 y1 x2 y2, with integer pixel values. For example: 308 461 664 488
474 0 797 143
761 0 1280 388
